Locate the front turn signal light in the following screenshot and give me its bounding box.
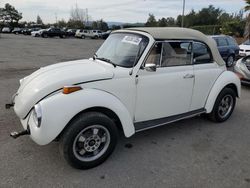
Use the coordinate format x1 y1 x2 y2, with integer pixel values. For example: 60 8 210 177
63 86 82 94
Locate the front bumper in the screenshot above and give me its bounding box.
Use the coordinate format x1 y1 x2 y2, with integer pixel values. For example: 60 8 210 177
234 63 250 84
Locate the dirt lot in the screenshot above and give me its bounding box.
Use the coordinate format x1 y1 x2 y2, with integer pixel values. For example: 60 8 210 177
0 34 250 188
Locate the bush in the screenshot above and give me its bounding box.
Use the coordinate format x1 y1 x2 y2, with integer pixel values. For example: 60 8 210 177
191 25 221 35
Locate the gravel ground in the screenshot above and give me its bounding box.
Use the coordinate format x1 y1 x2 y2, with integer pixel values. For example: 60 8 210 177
0 34 250 188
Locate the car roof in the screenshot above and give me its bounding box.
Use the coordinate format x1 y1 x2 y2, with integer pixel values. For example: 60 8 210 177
115 27 225 66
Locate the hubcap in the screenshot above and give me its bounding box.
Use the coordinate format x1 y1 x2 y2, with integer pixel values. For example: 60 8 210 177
227 56 234 67
218 95 233 119
73 125 110 162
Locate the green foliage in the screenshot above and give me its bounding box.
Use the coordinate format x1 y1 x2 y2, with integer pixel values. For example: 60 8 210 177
57 19 67 28
221 20 246 37
67 19 84 29
245 0 250 11
36 15 43 25
0 3 22 27
145 14 157 27
191 25 221 35
158 17 176 27
92 19 109 31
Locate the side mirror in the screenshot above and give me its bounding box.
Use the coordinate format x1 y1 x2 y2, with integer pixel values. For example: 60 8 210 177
145 63 156 72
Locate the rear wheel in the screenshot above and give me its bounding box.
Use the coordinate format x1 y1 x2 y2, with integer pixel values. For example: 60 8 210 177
208 88 236 122
59 112 118 169
226 55 235 67
42 33 48 38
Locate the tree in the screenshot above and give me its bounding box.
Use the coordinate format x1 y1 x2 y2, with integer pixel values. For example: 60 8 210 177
245 0 250 11
0 3 22 27
244 0 250 39
145 14 157 27
36 15 43 25
57 19 67 28
92 19 108 31
70 4 86 23
67 19 84 29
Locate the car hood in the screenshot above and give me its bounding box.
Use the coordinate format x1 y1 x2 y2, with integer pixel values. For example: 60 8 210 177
239 44 250 50
14 59 114 119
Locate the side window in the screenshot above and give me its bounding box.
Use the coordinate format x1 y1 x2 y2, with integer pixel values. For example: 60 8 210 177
217 37 228 47
145 43 162 66
227 37 237 46
161 41 192 67
193 42 213 64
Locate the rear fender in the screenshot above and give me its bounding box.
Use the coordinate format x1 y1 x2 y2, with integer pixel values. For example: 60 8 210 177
205 71 241 113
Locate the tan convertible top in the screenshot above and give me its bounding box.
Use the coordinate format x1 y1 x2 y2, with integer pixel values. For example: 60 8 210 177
120 27 225 66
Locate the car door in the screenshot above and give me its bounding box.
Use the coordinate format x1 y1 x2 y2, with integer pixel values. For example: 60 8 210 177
190 42 224 111
135 41 194 123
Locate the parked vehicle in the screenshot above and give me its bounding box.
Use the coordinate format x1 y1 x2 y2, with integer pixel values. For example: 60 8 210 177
41 28 66 38
239 40 250 57
92 30 102 38
75 29 102 39
234 55 250 84
31 29 46 37
75 29 87 38
7 27 240 169
12 28 23 34
1 27 11 33
101 30 111 39
211 35 240 67
66 29 77 37
23 28 41 35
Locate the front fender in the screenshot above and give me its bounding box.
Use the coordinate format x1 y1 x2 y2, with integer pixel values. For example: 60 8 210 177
205 71 241 113
29 89 135 145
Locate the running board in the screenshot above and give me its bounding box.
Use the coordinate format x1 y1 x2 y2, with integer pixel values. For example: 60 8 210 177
134 108 206 132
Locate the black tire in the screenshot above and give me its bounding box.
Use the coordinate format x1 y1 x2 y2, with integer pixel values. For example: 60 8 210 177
59 112 118 169
208 88 236 122
42 33 48 38
60 34 66 38
226 55 235 67
81 35 85 39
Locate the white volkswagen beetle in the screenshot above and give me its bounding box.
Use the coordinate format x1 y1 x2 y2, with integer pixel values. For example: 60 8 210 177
7 27 241 169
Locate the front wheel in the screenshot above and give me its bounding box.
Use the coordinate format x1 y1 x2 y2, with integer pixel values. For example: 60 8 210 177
208 88 236 122
59 112 118 169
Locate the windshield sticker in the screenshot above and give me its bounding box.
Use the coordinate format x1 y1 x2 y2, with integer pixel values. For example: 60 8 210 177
122 36 142 45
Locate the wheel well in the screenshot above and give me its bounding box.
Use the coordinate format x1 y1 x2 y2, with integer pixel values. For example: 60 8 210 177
225 83 238 97
56 107 123 141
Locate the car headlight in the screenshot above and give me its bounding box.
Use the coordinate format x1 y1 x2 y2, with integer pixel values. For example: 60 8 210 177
33 103 42 127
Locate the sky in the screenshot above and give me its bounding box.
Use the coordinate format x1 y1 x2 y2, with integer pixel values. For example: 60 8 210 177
0 0 247 23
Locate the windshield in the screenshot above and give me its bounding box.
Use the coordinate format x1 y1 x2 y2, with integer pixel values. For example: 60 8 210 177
96 33 149 68
243 40 250 45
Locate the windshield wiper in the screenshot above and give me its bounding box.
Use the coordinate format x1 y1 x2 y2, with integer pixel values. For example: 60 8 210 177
96 57 116 67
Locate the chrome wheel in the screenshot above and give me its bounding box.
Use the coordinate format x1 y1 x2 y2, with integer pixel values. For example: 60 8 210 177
218 95 233 119
73 125 110 162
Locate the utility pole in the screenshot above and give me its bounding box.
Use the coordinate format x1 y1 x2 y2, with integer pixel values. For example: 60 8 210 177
86 8 88 26
181 0 186 28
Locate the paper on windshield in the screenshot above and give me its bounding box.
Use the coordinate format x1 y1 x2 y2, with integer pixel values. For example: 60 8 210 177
122 36 142 45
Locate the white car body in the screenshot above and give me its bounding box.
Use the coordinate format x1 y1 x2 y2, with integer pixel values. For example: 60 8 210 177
75 29 101 39
2 27 11 33
239 44 250 57
31 29 45 37
10 27 241 146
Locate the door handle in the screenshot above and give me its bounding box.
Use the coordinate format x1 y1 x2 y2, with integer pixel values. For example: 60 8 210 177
183 74 195 79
